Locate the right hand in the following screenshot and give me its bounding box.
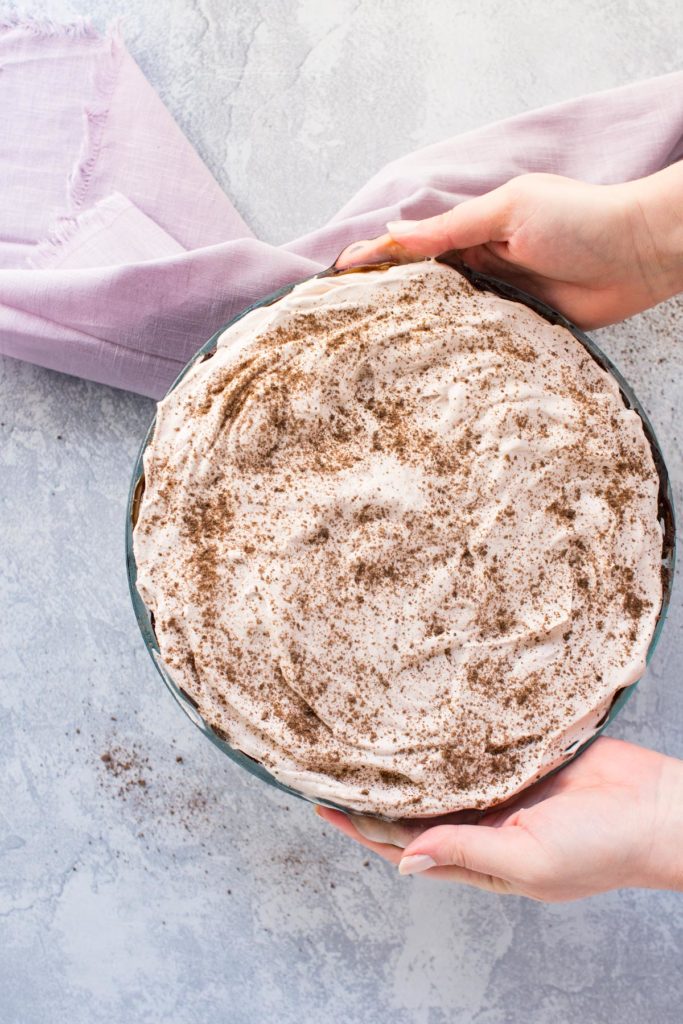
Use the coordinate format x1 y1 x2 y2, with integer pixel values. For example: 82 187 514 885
336 169 683 329
316 737 683 901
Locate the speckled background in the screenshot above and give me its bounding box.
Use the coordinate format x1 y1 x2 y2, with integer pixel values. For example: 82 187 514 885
1 2 682 1022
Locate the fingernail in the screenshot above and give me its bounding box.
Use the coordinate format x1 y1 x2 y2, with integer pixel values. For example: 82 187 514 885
335 241 374 269
386 219 420 239
398 854 437 876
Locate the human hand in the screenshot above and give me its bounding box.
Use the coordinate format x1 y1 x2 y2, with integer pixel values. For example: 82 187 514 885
315 738 683 902
336 165 683 329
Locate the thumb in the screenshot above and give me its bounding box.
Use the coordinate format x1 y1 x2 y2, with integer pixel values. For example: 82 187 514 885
386 187 513 257
397 822 534 880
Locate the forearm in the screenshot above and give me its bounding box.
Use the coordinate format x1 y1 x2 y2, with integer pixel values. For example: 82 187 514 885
619 162 683 308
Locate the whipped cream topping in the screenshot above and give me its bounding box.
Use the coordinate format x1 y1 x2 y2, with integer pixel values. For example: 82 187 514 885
133 260 664 818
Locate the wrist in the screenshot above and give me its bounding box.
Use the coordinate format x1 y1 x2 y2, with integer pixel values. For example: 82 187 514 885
634 751 683 892
616 164 683 306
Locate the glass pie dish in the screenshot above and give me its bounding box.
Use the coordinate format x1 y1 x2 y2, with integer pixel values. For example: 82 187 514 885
125 253 676 819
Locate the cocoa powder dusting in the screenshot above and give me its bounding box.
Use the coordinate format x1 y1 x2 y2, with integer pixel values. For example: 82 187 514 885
132 261 664 817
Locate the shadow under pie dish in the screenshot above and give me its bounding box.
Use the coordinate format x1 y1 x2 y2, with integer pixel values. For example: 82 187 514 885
126 254 675 821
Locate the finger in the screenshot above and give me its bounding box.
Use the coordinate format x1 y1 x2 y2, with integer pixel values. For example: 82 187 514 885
347 814 419 848
316 809 520 891
398 822 535 881
348 807 485 848
334 234 420 270
314 806 403 864
316 808 524 893
416 863 524 895
456 243 571 313
457 242 516 277
386 188 513 257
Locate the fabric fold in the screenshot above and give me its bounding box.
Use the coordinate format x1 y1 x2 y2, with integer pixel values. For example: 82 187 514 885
0 13 682 398
29 191 187 270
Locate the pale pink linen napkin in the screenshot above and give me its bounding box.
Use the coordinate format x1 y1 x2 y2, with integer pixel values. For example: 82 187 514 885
1 13 682 398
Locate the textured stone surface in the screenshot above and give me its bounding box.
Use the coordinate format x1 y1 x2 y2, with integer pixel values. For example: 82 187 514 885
1 1 682 1022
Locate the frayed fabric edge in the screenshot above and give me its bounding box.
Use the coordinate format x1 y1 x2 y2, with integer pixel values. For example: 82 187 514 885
0 10 101 39
27 193 133 270
67 20 125 212
67 16 125 211
23 17 126 269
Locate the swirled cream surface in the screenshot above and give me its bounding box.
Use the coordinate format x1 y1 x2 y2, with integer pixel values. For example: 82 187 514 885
133 260 663 818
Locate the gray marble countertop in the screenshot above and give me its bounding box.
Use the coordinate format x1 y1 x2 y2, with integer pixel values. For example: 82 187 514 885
1 2 682 1022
